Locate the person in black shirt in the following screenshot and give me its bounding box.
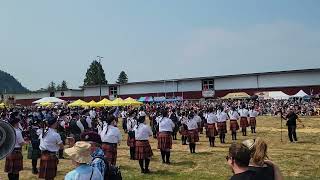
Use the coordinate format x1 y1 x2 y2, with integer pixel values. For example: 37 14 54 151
227 143 257 180
284 107 300 143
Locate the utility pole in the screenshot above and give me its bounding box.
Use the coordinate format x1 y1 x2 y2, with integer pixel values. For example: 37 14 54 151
97 56 104 100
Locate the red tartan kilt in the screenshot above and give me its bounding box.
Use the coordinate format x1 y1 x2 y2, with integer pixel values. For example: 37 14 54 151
206 124 218 137
39 152 58 179
102 143 118 165
240 117 249 128
230 120 239 131
135 140 153 160
127 136 135 147
187 129 199 143
249 117 257 127
217 122 227 134
5 150 23 173
179 126 188 136
157 132 172 150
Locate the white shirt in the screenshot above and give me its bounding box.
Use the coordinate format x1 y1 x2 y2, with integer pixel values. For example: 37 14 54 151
139 111 146 117
100 125 122 144
249 110 259 117
228 111 240 120
86 116 93 128
180 116 188 125
39 128 63 152
217 111 228 122
127 117 137 131
14 128 25 148
206 113 217 124
89 110 96 119
134 123 152 141
76 119 85 133
239 109 249 117
194 115 202 123
159 117 175 132
186 118 198 130
121 111 127 119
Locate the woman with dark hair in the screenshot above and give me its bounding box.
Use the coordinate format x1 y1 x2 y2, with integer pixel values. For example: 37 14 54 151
157 109 175 164
135 115 153 173
99 114 122 165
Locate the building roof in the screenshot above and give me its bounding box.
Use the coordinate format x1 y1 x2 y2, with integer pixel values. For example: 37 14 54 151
81 68 320 88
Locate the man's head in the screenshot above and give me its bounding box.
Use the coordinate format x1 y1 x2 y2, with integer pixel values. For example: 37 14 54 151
227 143 251 174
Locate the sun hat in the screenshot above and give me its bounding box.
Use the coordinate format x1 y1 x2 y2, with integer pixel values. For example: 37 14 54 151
64 141 92 164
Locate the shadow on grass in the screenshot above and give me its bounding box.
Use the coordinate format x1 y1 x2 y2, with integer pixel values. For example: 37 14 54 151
151 170 178 176
171 161 196 168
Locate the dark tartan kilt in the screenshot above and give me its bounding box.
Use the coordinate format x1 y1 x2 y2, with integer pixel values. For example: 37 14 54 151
5 149 23 173
187 129 199 143
217 122 227 134
102 143 118 165
240 117 249 128
249 117 257 127
157 132 172 150
206 124 218 137
27 144 41 159
127 135 135 147
179 126 188 136
39 152 58 179
230 120 239 131
197 122 203 132
135 140 153 160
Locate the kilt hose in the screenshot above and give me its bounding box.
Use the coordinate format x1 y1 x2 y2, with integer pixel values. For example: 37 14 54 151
240 117 249 128
230 120 239 132
102 142 118 165
127 135 135 148
187 129 199 144
39 151 58 179
217 122 227 134
206 124 218 137
5 148 23 174
249 117 257 127
157 132 173 150
135 140 153 160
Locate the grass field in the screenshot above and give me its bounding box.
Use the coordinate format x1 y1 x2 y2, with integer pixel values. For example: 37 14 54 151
1 116 320 180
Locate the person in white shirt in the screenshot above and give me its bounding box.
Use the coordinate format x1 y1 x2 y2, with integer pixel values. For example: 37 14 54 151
39 116 64 180
239 104 250 136
127 110 137 160
157 109 175 164
134 116 153 173
5 115 27 180
179 112 188 145
228 106 240 141
216 106 229 144
99 115 122 165
194 111 203 134
249 106 259 133
186 112 199 153
205 107 218 147
121 108 128 133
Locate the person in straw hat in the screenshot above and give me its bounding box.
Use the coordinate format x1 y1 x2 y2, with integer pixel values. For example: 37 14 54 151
64 141 103 180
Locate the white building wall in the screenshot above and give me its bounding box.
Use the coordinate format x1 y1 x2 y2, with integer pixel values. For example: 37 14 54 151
215 76 258 90
258 71 320 88
178 80 202 92
83 86 109 96
119 82 177 95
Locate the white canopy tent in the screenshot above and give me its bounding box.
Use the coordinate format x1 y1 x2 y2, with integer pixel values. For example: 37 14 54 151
32 97 65 104
268 91 290 100
291 90 309 98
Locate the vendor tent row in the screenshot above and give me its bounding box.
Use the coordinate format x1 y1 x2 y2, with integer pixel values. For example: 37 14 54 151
222 90 311 100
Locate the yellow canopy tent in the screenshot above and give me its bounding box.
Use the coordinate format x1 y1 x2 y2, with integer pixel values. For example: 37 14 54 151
124 97 143 106
68 99 87 107
221 92 250 99
97 98 112 107
39 102 53 107
0 103 6 108
86 100 99 107
109 98 126 107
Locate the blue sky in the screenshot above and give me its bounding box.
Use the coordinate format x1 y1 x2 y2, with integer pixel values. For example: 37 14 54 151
1 0 320 90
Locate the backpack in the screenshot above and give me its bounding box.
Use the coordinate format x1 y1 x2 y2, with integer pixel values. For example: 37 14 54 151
93 156 122 180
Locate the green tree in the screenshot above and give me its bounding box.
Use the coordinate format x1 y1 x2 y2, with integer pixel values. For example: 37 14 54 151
61 80 68 90
84 60 108 86
56 84 62 91
117 71 128 84
47 81 56 92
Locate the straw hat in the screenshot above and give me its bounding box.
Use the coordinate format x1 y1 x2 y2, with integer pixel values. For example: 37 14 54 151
242 139 255 150
64 141 92 164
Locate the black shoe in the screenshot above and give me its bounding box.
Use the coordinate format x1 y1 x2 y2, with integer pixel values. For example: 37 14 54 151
141 169 145 173
144 169 150 174
166 161 171 164
32 168 38 174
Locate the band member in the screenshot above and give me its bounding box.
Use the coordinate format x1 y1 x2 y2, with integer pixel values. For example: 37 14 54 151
194 111 203 134
39 116 64 180
186 112 199 153
283 107 300 143
69 112 84 142
228 106 240 141
121 108 128 133
28 116 42 174
239 104 249 136
100 114 122 165
135 116 153 173
206 107 218 147
127 110 137 160
217 106 228 143
57 111 68 159
157 109 175 164
248 106 259 133
169 109 179 140
5 114 26 180
179 111 188 145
